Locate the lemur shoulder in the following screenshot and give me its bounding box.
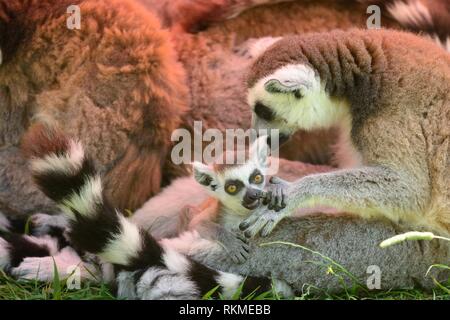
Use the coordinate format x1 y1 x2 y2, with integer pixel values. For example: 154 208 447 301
240 29 450 238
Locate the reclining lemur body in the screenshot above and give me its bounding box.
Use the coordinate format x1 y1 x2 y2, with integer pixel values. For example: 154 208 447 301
240 29 450 238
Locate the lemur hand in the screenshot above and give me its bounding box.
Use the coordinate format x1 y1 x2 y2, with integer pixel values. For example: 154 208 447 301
239 206 290 238
216 229 250 264
262 176 289 211
239 177 292 238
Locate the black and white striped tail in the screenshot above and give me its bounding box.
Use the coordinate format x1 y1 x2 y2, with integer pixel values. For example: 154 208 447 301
359 0 450 51
21 124 292 299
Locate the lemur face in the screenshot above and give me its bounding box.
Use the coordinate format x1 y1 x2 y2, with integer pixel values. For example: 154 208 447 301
193 136 269 213
247 63 349 142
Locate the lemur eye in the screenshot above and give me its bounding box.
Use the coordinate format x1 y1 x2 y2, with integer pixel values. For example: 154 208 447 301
253 174 262 184
224 180 244 195
254 102 275 122
226 184 237 194
249 170 264 185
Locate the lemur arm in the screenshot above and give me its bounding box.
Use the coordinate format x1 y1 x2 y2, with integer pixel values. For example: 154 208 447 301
187 197 220 228
240 165 424 237
188 198 250 264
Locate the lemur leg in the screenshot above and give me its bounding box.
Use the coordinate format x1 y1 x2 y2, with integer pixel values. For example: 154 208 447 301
0 232 59 272
10 247 101 283
0 212 97 282
241 166 424 237
194 221 250 264
186 199 250 264
160 200 244 263
0 213 77 281
0 211 70 245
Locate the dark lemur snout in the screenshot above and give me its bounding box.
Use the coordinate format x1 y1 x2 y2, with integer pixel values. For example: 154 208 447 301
253 101 291 148
242 188 263 210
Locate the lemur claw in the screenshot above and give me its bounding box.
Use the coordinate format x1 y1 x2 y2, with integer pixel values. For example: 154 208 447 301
217 230 250 264
240 176 292 237
263 176 289 212
240 209 288 238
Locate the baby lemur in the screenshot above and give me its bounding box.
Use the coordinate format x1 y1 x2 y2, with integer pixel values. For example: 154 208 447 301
0 125 293 299
0 132 288 287
131 135 286 264
241 29 450 238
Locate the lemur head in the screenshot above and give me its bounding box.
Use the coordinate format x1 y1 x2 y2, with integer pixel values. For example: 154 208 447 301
246 36 351 144
192 136 270 214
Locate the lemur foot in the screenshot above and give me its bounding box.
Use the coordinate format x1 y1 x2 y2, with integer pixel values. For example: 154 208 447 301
11 247 99 282
217 230 250 264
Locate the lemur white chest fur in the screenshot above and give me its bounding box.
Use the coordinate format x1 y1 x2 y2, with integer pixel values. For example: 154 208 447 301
217 202 252 231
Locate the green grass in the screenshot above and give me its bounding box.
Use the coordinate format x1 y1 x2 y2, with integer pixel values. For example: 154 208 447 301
1 235 448 300
1 261 449 300
1 272 449 300
0 271 114 300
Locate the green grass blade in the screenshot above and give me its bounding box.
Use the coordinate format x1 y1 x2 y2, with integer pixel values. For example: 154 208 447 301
51 257 62 300
202 285 220 300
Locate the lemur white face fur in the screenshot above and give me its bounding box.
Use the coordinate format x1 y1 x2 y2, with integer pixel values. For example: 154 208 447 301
248 64 352 134
192 136 270 215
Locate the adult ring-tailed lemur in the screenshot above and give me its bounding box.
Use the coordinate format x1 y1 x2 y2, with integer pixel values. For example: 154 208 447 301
241 29 450 238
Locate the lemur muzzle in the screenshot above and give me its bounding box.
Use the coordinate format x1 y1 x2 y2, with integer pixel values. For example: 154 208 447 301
242 188 263 209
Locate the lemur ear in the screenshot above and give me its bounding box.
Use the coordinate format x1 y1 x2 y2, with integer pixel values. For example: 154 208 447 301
192 162 217 190
250 135 270 168
264 79 305 98
264 65 315 98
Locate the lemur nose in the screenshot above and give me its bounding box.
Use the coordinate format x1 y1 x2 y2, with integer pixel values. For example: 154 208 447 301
244 188 262 202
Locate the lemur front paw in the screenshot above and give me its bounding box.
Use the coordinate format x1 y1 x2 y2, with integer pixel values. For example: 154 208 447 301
239 208 289 238
240 177 292 238
217 231 250 264
262 176 290 212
